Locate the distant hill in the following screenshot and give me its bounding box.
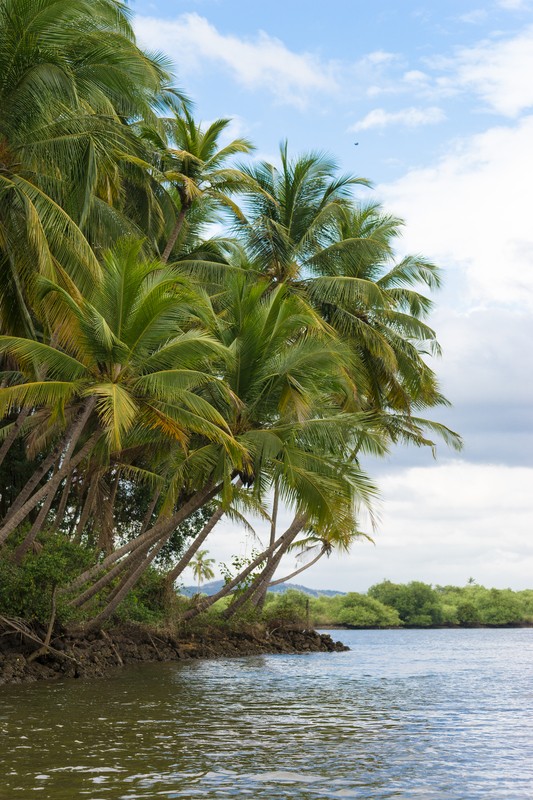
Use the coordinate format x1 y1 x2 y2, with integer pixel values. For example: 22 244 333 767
179 580 345 598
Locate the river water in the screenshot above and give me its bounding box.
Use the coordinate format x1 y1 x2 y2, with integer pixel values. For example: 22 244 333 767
1 628 532 799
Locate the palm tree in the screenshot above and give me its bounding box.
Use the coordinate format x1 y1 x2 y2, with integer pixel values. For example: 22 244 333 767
237 149 460 449
190 549 216 591
0 238 239 549
139 110 257 263
0 0 184 335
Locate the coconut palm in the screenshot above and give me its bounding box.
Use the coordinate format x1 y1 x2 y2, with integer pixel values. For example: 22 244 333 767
0 239 240 548
137 110 257 263
190 549 216 590
0 0 185 335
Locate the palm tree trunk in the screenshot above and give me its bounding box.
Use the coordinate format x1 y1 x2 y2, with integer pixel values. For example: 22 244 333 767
223 520 306 620
86 534 170 631
161 205 188 263
165 504 225 587
3 441 62 525
267 547 326 587
252 481 279 610
54 470 74 530
182 514 307 621
98 470 120 555
70 536 152 609
13 473 60 562
0 403 98 546
165 479 242 587
67 480 222 599
139 486 162 534
73 475 99 544
0 407 31 469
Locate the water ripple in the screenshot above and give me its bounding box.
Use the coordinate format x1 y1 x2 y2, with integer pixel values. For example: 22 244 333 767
1 629 532 798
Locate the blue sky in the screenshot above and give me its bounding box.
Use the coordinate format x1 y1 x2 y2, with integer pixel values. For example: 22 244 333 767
132 0 533 591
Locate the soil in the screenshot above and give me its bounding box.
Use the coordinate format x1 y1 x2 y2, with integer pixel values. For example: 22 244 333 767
0 620 349 685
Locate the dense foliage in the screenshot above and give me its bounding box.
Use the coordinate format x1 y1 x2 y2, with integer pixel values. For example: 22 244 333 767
0 0 461 632
263 583 533 628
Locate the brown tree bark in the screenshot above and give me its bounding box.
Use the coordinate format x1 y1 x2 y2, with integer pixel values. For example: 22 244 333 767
67 481 222 601
161 205 188 263
0 407 31 468
182 514 307 622
0 404 98 546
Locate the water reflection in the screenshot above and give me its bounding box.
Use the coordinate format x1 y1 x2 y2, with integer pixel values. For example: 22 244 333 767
1 629 532 798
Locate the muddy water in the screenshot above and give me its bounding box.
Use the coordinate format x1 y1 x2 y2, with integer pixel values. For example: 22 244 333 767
1 628 532 799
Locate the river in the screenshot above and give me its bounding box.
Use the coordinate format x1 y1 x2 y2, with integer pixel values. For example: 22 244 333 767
1 628 532 799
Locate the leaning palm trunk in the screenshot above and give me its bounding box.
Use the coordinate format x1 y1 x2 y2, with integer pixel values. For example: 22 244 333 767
161 204 188 263
69 535 153 609
13 463 61 562
54 470 74 530
223 548 285 620
139 487 162 535
3 439 63 525
74 476 99 544
251 481 279 610
0 407 31 468
223 516 307 619
86 534 171 631
267 547 326 587
165 479 243 587
67 481 222 601
165 504 225 587
0 407 98 546
182 514 307 622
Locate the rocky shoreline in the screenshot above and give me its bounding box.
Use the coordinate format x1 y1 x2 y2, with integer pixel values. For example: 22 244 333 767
0 621 349 685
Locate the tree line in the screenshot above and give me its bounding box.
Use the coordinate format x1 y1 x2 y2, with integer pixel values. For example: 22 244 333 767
263 582 533 628
0 0 461 632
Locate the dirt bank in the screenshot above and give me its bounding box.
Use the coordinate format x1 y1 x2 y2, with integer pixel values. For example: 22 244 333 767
0 621 349 685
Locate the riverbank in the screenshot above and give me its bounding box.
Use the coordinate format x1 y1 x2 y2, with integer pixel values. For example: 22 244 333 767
0 621 349 685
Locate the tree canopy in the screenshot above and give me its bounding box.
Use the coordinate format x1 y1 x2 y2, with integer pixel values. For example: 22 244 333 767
0 0 461 632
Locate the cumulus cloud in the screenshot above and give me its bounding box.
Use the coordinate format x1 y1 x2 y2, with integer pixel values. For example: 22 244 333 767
188 462 533 592
135 13 338 106
350 106 445 131
433 25 533 116
378 115 533 309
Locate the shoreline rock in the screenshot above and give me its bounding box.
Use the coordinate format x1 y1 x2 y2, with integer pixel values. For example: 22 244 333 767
0 622 349 685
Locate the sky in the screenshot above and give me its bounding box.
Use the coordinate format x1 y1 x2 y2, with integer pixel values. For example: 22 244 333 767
132 0 533 591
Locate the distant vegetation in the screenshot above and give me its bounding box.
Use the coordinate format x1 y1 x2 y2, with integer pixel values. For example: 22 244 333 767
262 582 533 628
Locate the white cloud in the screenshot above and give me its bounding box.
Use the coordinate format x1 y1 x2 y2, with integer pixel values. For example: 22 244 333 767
434 25 533 116
187 462 533 592
135 13 338 106
497 0 530 8
351 106 445 132
378 115 533 309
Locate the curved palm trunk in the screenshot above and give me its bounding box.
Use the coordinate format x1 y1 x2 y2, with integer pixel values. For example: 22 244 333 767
223 519 305 619
73 476 99 544
165 504 225 587
267 547 326 587
0 403 98 546
98 470 120 555
165 479 242 588
0 407 31 469
54 471 74 530
70 536 152 609
3 440 63 525
161 205 188 263
67 481 222 601
182 513 307 622
252 481 279 610
139 487 162 535
86 534 170 631
12 462 61 562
